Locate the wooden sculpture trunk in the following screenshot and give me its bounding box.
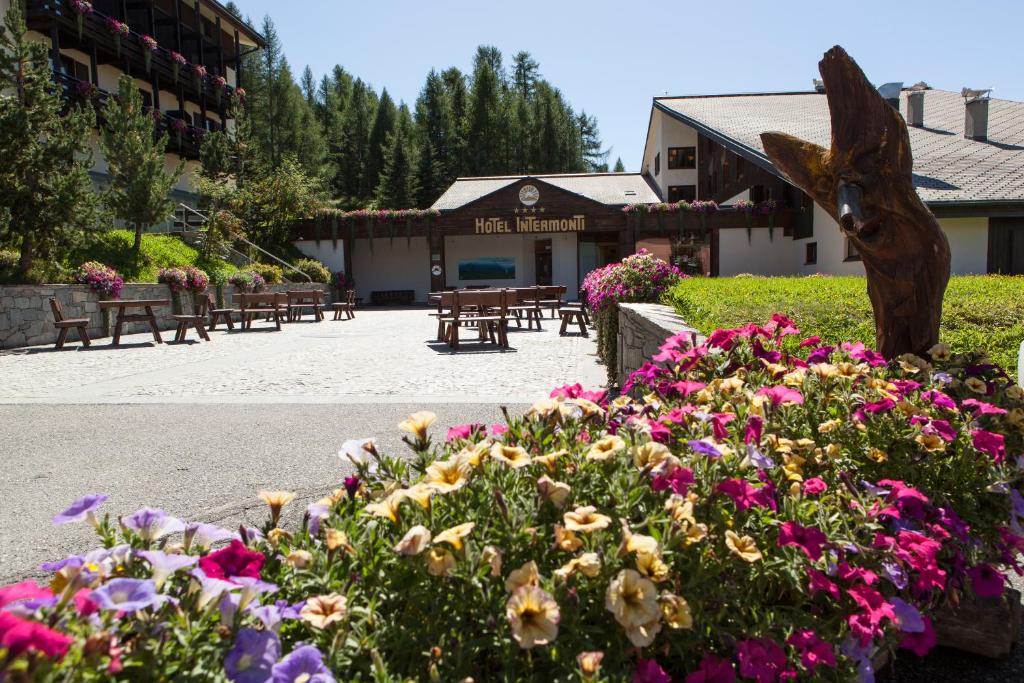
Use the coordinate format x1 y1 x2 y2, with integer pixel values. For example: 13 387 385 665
760 46 951 359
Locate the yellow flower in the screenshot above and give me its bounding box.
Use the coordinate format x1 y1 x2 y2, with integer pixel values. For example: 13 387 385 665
533 449 567 471
619 519 660 556
555 552 602 580
898 353 931 374
457 441 492 467
683 522 708 545
481 545 503 577
825 443 842 459
394 525 432 556
782 453 805 482
267 528 292 547
400 483 434 509
399 411 437 440
571 398 605 418
915 433 946 452
285 549 312 569
537 475 571 508
506 585 560 649
364 493 403 523
928 343 952 361
719 375 745 394
425 547 456 576
528 398 564 420
564 506 612 533
505 560 540 593
258 490 295 526
636 551 670 582
586 435 626 461
326 528 355 555
837 362 866 378
868 447 889 463
725 530 762 562
1004 384 1022 401
1008 408 1024 430
434 522 475 551
965 377 988 395
811 363 840 379
553 524 583 552
423 458 472 494
605 569 662 646
783 368 807 386
817 419 842 434
491 444 534 468
631 442 676 470
300 593 347 629
577 651 604 680
660 592 693 629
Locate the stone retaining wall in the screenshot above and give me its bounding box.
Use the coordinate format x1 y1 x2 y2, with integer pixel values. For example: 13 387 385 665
0 283 331 350
617 303 704 388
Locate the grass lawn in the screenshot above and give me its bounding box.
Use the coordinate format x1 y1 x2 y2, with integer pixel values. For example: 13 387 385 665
65 230 233 283
666 275 1024 378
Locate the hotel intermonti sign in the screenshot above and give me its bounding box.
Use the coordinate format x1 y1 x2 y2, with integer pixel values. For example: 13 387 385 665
474 215 587 234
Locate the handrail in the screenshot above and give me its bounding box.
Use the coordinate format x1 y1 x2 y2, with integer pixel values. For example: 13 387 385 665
175 204 313 283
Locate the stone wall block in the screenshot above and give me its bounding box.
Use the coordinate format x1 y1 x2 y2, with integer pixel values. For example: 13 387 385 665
616 303 704 389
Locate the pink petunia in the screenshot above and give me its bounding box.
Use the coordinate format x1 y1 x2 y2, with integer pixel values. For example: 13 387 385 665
744 415 763 445
652 467 695 496
756 385 804 407
787 630 836 674
777 522 829 561
633 658 672 683
961 398 1007 416
735 638 787 683
921 389 957 410
802 478 827 496
899 616 936 657
972 429 1006 463
718 479 775 512
686 655 736 683
0 612 72 660
808 569 841 601
967 563 1005 598
799 335 822 348
673 380 707 397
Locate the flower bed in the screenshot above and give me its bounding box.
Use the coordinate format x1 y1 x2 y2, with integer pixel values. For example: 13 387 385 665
2 319 1023 681
72 261 123 300
582 249 686 384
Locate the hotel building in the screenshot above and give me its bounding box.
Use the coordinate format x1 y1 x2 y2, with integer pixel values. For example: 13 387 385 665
295 83 1024 304
4 0 263 209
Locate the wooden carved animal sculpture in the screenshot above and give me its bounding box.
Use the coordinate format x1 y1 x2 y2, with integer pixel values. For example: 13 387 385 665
760 46 950 359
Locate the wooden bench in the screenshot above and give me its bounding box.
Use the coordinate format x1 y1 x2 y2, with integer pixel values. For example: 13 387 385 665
170 295 211 342
237 293 283 331
287 290 325 322
332 289 356 320
558 306 589 337
507 287 544 331
48 298 91 350
206 293 235 331
371 290 415 306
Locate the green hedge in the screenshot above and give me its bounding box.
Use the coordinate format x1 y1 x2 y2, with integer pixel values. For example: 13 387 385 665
666 275 1024 379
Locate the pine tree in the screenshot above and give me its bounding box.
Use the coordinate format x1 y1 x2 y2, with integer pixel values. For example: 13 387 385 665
613 157 626 173
440 67 468 176
336 79 375 202
511 51 540 97
99 75 183 255
376 107 417 209
0 3 99 279
578 110 609 171
364 89 396 197
413 69 456 207
466 53 504 176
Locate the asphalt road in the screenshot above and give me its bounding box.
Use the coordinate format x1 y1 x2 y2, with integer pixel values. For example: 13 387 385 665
0 403 520 582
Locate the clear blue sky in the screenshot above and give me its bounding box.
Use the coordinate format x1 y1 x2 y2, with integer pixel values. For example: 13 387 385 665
237 0 1023 172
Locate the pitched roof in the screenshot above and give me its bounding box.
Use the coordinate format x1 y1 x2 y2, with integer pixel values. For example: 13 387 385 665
431 173 661 211
654 89 1024 205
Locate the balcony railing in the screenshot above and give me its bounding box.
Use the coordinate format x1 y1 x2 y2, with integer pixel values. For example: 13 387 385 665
58 71 209 159
26 0 239 111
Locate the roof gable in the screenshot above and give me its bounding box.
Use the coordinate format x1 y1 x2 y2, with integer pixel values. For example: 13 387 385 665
431 173 661 211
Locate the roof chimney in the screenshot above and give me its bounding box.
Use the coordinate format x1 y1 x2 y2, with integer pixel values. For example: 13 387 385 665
906 82 928 127
877 82 903 110
962 87 992 141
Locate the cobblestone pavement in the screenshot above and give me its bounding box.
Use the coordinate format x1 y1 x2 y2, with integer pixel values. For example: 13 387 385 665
0 307 605 404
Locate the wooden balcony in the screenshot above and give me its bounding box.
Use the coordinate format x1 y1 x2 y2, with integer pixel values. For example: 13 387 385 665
58 72 206 159
26 0 237 115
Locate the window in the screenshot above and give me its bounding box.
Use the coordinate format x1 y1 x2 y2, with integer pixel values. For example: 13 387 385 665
667 185 697 202
139 89 153 109
735 157 745 181
845 238 861 261
805 242 818 265
59 55 90 82
667 146 696 169
654 152 660 176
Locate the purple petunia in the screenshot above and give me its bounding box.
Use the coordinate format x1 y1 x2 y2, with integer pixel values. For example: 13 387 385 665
271 644 335 683
138 550 197 590
688 439 722 458
53 494 108 526
889 597 925 633
224 628 280 683
123 508 185 541
185 522 235 551
90 578 161 613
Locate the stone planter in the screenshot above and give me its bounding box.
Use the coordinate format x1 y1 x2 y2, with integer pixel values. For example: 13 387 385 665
170 290 184 315
931 588 1022 659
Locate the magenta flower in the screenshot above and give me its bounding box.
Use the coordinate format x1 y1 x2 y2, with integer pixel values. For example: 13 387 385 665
735 637 787 683
972 429 1006 463
651 467 694 495
756 385 804 407
961 398 1007 416
445 423 482 442
686 654 735 683
672 380 706 397
198 540 265 582
899 615 936 656
807 569 840 600
802 478 827 495
633 658 671 683
777 521 828 561
343 475 361 499
967 563 1005 598
0 612 73 660
717 478 774 512
743 415 763 445
786 630 836 674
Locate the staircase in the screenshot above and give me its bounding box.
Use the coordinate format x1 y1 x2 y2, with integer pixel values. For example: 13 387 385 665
171 204 313 282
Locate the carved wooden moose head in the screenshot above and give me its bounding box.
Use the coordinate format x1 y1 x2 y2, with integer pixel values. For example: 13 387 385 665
760 46 950 359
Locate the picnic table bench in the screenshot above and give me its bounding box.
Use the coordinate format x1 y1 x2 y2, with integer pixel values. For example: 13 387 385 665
99 298 170 346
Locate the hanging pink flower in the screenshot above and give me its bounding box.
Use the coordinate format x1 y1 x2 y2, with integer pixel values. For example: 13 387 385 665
141 34 158 51
170 51 187 66
777 522 829 561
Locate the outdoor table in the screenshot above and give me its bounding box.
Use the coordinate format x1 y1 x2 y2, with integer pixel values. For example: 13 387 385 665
99 299 170 346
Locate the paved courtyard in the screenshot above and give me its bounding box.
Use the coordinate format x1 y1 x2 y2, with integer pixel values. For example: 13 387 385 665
0 308 604 580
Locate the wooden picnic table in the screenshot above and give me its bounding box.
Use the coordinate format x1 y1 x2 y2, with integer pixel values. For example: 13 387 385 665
99 299 170 346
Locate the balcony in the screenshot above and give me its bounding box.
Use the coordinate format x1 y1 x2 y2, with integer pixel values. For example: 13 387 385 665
58 71 208 159
26 0 239 114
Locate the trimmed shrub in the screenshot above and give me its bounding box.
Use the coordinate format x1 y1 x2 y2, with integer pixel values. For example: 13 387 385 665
667 275 1024 380
293 257 331 284
9 323 1024 680
250 263 284 285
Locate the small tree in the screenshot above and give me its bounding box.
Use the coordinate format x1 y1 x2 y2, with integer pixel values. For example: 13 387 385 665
0 4 100 280
613 157 626 173
100 74 183 255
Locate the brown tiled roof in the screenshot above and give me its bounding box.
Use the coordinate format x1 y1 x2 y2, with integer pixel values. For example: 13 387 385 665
655 89 1024 204
431 173 662 211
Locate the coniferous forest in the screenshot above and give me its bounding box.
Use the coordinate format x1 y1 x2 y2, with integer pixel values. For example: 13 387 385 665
231 11 610 211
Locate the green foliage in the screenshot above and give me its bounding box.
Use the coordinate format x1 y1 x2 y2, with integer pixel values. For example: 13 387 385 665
250 263 284 285
613 157 626 173
0 3 100 280
0 248 19 284
374 107 418 209
64 230 231 283
292 257 331 284
99 75 183 255
666 275 1024 379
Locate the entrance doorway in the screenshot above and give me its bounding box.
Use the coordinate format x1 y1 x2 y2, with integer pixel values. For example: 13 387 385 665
989 218 1024 274
577 239 620 290
535 239 553 285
